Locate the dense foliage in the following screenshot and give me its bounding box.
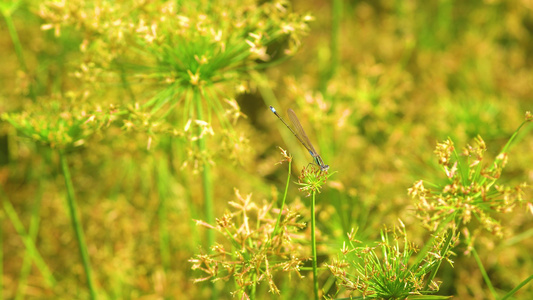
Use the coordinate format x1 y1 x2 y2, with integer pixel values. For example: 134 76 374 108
1 1 532 299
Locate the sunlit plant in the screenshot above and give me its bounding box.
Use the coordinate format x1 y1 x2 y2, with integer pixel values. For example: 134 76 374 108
1 98 116 299
405 112 533 299
189 189 308 298
296 164 332 197
408 113 533 239
38 0 313 129
1 99 112 150
295 163 334 300
327 223 457 300
37 1 314 268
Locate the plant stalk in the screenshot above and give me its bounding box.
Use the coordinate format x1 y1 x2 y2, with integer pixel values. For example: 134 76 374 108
193 90 216 300
471 245 497 299
193 90 214 247
0 190 3 300
2 197 56 287
156 156 171 272
2 9 36 101
272 156 292 240
15 183 44 300
311 190 319 300
501 274 533 300
319 0 342 93
59 150 97 300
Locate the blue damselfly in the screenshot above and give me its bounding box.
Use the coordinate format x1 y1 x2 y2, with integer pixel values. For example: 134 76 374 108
269 106 329 172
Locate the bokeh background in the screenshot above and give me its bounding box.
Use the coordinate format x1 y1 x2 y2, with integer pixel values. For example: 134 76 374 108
1 0 532 299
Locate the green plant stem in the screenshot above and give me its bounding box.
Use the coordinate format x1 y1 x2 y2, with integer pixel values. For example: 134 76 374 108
471 245 497 299
498 119 532 157
501 274 533 300
319 0 342 94
272 158 292 240
330 0 342 78
310 190 319 300
250 273 257 300
424 228 455 290
193 90 216 300
499 227 533 249
118 63 137 102
156 156 171 272
2 10 27 72
411 211 456 273
194 92 214 247
0 193 3 300
1 8 36 101
1 198 56 287
59 150 97 300
16 183 44 300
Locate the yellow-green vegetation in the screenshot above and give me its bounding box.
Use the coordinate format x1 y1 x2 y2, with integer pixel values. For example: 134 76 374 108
1 0 532 299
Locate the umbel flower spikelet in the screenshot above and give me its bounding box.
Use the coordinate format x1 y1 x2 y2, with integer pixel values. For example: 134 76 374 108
190 189 309 297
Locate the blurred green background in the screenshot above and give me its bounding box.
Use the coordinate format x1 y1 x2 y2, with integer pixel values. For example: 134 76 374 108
1 0 532 299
